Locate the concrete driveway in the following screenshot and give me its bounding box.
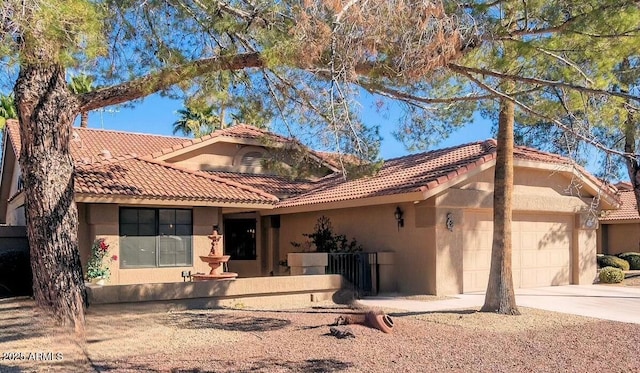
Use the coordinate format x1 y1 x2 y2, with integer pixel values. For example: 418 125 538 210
359 285 640 324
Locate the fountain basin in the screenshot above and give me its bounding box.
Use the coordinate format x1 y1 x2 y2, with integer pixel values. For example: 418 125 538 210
199 255 231 264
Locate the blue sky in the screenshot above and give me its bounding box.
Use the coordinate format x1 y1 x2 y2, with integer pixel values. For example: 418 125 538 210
89 93 495 160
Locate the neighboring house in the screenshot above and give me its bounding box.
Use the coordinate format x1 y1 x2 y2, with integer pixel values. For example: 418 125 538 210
0 119 619 295
598 182 640 255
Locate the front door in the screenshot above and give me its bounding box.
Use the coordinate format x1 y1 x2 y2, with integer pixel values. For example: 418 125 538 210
224 219 257 261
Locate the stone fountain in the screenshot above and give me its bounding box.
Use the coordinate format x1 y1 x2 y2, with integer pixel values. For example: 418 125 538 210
191 227 238 281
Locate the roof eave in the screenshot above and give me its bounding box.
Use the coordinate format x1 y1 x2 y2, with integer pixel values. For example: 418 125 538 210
153 135 264 161
268 156 498 215
599 218 640 224
264 191 426 215
75 193 276 209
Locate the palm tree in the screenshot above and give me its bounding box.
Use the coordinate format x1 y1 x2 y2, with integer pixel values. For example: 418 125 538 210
68 75 95 128
480 96 520 315
0 93 17 129
172 105 220 137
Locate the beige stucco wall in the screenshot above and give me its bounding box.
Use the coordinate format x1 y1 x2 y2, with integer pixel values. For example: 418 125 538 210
461 166 592 198
433 208 464 295
167 142 268 173
8 161 21 199
4 155 25 225
278 202 434 294
165 140 331 178
574 225 598 285
0 139 16 224
600 223 640 255
80 203 221 285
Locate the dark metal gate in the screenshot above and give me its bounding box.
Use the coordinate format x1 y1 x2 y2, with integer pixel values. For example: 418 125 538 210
327 252 378 297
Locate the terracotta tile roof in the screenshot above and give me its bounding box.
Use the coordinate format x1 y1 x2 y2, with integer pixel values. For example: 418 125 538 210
213 124 292 142
512 143 573 164
277 141 498 208
5 119 614 209
150 124 338 170
277 140 615 209
314 151 362 170
615 182 633 191
600 190 639 221
150 124 291 158
5 119 187 163
75 156 278 204
206 171 313 198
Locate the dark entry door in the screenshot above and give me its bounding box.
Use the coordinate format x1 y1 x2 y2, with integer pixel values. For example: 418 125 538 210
224 219 256 260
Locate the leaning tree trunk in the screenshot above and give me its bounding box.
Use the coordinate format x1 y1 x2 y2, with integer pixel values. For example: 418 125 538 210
480 97 520 315
14 63 86 333
623 113 640 219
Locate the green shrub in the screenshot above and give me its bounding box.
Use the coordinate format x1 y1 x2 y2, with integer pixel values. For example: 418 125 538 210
599 266 625 284
617 252 640 270
597 255 630 271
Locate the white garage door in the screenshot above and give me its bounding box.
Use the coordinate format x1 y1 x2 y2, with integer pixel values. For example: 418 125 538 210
463 212 572 293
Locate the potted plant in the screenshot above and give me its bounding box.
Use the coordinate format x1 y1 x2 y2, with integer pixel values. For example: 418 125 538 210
86 238 117 285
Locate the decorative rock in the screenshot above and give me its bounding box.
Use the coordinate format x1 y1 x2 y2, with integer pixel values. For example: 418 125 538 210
329 326 356 339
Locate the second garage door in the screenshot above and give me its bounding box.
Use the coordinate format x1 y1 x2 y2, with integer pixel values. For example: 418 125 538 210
463 212 572 293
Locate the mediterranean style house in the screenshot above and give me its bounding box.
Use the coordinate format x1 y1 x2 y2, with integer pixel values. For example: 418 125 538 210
0 119 620 295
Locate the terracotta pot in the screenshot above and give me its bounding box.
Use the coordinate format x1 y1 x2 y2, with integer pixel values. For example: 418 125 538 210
365 311 394 333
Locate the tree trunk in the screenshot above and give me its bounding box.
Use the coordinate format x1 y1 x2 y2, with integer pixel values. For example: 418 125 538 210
14 64 86 333
480 97 520 315
80 111 89 128
623 113 640 220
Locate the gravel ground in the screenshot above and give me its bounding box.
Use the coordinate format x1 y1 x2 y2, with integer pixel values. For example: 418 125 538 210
1 297 639 373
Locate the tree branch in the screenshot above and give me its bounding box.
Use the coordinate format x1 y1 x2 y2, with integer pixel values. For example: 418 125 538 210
359 80 492 104
448 63 640 101
358 80 540 105
78 52 262 112
530 46 593 85
454 68 639 158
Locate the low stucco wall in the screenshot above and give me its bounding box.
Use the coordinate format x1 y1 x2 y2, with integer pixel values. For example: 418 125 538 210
87 274 344 308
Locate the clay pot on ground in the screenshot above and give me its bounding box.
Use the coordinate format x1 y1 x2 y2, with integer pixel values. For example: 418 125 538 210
338 311 394 333
365 311 394 333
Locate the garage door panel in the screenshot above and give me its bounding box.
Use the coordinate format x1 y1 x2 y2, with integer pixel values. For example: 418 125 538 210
463 269 489 293
520 232 538 250
463 212 572 293
512 269 521 288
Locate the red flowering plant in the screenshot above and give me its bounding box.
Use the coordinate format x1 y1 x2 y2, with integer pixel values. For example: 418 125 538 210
86 238 118 281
